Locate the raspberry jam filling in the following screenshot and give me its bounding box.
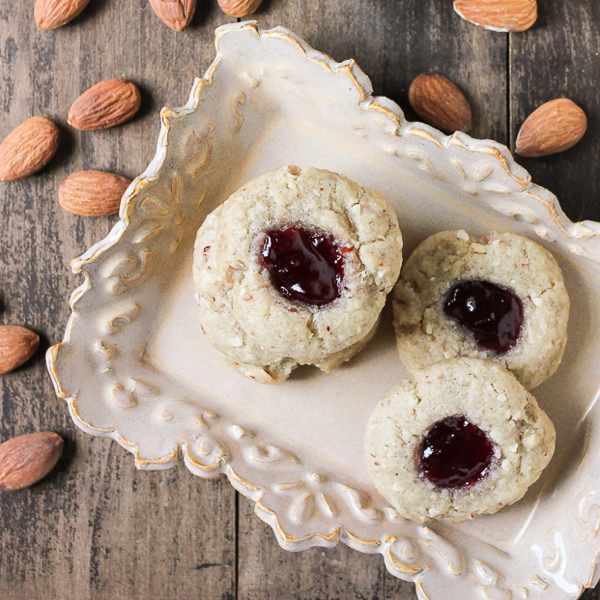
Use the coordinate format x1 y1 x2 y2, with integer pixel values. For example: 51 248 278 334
415 415 494 489
261 226 345 306
443 280 524 353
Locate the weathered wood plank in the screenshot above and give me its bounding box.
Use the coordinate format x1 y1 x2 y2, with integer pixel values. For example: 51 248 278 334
257 0 508 144
236 2 507 598
237 495 412 600
2 0 600 597
510 7 600 600
510 2 600 224
0 2 237 598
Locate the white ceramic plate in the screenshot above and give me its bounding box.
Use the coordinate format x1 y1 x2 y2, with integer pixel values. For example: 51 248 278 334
47 22 600 600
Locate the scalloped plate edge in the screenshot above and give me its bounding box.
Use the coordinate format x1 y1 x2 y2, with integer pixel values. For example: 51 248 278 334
45 20 600 598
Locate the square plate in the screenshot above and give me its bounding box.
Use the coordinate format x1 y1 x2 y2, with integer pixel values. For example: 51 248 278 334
47 22 600 600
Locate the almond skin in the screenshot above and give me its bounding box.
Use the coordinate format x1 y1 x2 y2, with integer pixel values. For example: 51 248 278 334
516 99 587 158
408 74 472 133
149 0 196 31
35 0 90 30
0 117 60 182
0 326 40 375
218 0 262 18
59 170 131 217
68 79 141 131
0 433 63 491
454 0 537 32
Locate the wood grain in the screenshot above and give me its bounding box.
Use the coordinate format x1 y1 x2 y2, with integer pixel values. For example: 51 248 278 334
1 0 600 598
237 1 505 598
0 2 237 599
509 12 600 600
509 2 600 224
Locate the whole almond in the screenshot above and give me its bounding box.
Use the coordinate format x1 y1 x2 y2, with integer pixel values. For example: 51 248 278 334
0 432 63 491
34 0 90 30
149 0 196 31
408 74 472 133
218 0 262 18
516 99 587 158
68 79 141 131
59 170 132 216
0 117 60 182
454 0 537 32
0 326 40 375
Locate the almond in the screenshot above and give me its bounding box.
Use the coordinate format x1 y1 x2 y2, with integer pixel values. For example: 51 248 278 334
516 99 587 158
68 79 141 131
0 432 63 491
59 170 132 216
218 0 262 18
0 117 60 182
34 0 90 30
0 326 40 375
408 74 472 133
454 0 537 32
149 0 196 31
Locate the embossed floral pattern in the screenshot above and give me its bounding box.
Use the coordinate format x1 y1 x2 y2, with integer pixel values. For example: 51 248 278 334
47 23 600 600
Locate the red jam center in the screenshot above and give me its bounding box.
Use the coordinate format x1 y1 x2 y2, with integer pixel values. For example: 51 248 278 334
416 415 494 489
443 280 524 353
261 227 345 306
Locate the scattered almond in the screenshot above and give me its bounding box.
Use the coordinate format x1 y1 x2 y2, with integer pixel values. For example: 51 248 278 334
59 170 132 216
34 0 90 30
68 79 141 131
0 432 63 491
0 117 60 182
149 0 196 31
516 98 587 158
454 0 537 32
408 74 472 133
0 326 40 375
218 0 262 18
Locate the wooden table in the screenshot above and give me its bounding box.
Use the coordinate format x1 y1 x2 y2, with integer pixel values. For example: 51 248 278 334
1 1 599 598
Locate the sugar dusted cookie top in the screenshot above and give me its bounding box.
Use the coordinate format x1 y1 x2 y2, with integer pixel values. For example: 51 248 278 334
393 230 570 389
193 165 403 384
365 358 556 523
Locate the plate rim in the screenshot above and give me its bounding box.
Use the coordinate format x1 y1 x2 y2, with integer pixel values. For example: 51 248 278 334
46 20 600 600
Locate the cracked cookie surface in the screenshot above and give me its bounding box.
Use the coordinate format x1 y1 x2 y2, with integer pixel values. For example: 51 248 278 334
193 165 403 384
393 230 570 389
365 358 556 523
